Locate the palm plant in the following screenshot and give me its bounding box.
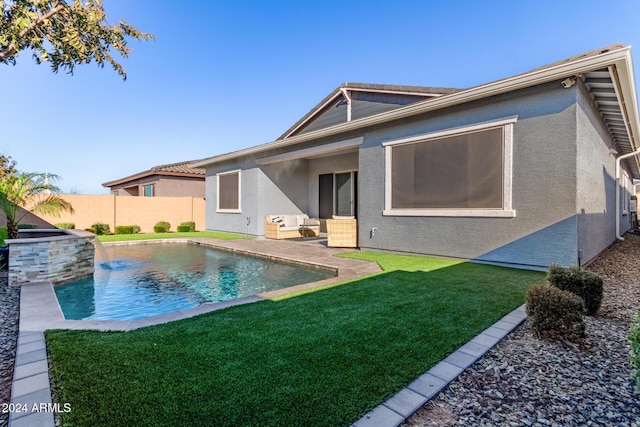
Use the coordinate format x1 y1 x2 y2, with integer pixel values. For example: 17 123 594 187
0 172 74 239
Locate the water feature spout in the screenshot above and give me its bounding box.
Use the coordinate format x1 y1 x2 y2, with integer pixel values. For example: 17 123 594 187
93 238 112 269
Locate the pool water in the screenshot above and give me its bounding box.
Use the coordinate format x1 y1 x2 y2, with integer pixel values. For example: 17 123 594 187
54 243 334 320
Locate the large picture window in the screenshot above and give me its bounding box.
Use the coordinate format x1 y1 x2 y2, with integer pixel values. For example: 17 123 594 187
217 170 241 213
383 117 516 217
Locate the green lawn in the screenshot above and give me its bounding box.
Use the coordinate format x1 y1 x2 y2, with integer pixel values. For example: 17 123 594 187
46 253 545 427
97 230 250 242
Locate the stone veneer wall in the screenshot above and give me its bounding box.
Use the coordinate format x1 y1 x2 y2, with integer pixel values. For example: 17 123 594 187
7 230 95 286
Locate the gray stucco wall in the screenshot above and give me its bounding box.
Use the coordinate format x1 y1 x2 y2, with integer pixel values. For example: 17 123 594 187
205 157 310 236
357 82 580 269
574 82 625 265
204 80 626 269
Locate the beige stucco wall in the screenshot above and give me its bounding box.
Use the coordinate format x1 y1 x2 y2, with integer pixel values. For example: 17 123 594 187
35 194 205 233
109 176 205 198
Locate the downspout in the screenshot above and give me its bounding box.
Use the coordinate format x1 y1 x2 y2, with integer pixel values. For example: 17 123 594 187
615 147 640 240
340 88 352 122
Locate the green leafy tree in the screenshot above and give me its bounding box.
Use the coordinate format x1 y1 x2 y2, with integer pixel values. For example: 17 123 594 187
0 172 74 239
0 0 153 79
0 154 17 178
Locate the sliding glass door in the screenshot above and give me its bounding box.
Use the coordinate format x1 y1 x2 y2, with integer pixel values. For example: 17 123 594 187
319 171 358 219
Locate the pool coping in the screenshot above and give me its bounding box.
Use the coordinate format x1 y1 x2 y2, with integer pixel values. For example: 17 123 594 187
10 237 381 426
9 237 528 427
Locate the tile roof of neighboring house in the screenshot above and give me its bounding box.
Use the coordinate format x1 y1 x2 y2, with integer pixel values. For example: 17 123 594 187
102 159 206 188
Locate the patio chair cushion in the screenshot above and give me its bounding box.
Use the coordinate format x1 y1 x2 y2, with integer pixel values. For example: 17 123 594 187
269 215 285 227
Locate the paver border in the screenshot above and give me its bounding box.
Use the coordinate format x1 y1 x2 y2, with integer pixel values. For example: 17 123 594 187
351 305 527 427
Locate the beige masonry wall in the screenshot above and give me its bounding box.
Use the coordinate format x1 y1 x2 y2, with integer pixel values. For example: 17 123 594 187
35 195 205 233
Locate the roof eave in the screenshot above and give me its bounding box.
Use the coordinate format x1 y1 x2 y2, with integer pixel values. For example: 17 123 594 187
193 46 638 169
102 171 205 188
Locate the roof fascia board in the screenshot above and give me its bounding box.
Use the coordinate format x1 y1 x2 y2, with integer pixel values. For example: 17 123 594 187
345 87 444 97
281 90 344 139
194 46 635 168
255 137 363 165
607 50 640 172
102 171 204 188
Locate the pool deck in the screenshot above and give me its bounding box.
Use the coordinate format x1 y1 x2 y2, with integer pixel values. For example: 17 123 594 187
9 237 527 427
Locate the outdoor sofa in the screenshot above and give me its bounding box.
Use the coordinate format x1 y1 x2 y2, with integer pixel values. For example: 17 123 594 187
264 214 320 239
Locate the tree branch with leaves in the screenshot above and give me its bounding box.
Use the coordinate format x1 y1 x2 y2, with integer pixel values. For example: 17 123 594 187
0 0 154 79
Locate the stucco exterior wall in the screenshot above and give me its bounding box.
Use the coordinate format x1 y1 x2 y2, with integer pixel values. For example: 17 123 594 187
575 82 632 264
357 82 580 268
202 81 628 269
109 176 205 198
35 194 205 233
205 158 310 236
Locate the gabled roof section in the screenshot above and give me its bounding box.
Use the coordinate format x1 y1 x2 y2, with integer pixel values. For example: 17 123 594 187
193 44 640 178
279 82 461 139
102 159 206 188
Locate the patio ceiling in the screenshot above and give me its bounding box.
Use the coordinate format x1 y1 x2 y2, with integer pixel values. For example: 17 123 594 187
583 68 640 178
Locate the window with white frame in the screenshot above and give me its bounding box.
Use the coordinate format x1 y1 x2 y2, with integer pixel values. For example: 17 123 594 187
383 117 517 217
217 170 241 213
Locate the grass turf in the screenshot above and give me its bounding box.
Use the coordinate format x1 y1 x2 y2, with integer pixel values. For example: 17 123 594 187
97 230 250 242
46 253 545 426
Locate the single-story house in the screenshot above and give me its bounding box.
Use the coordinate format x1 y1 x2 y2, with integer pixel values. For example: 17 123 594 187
192 44 640 270
103 160 206 198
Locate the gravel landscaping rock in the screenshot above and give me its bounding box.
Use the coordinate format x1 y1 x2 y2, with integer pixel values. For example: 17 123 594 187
405 234 640 427
0 275 19 427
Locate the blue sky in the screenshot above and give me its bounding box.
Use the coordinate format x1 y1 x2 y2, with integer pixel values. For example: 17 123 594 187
3 0 640 194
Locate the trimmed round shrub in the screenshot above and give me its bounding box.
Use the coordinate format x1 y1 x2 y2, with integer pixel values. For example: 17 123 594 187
154 221 171 233
526 285 585 342
177 221 196 232
55 223 75 230
630 313 640 390
547 264 603 316
115 225 140 235
91 223 111 236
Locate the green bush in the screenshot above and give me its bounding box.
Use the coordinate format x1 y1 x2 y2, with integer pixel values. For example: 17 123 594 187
55 223 76 230
91 223 111 236
154 221 171 233
630 313 640 390
526 285 585 342
0 227 7 246
547 264 603 316
17 223 38 229
177 221 196 232
115 225 140 235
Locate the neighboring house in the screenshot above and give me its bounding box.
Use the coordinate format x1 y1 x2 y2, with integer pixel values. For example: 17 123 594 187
103 160 206 198
192 44 640 270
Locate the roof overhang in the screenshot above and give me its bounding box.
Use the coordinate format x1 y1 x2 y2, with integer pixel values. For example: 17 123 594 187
192 46 640 176
255 137 363 165
102 171 205 188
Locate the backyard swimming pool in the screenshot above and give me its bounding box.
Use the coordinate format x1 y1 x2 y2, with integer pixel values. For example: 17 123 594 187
54 242 335 320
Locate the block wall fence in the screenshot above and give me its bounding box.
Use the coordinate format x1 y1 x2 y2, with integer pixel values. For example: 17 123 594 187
33 195 206 233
